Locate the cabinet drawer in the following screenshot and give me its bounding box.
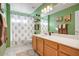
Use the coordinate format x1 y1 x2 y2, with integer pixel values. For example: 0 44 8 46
44 39 58 49
59 44 79 56
44 45 57 56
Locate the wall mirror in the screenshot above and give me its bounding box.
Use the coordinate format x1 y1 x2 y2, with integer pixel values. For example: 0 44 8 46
75 10 79 35
34 24 40 30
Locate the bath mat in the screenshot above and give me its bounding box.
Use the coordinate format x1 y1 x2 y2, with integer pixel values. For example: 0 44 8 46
16 49 38 56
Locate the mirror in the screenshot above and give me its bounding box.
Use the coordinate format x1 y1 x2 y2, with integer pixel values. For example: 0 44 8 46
75 10 79 35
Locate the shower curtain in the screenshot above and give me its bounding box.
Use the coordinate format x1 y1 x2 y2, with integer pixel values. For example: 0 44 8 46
11 14 34 45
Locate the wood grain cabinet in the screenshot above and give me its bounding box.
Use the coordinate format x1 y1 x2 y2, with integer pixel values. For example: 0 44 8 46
59 44 79 56
58 52 69 56
37 37 44 56
44 39 58 56
32 36 37 51
44 39 58 50
32 36 79 56
44 45 57 56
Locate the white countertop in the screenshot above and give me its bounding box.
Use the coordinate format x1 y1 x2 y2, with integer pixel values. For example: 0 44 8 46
33 34 79 49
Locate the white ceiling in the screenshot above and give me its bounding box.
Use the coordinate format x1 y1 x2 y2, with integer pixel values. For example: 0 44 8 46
10 3 42 14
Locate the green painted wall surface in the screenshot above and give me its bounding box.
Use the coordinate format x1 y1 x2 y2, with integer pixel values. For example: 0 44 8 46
49 4 79 35
6 3 10 47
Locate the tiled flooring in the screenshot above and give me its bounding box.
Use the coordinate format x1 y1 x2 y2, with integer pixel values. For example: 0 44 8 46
4 40 38 56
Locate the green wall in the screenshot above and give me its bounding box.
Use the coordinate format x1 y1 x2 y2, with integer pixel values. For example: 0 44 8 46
0 3 10 55
49 4 79 35
6 3 10 47
32 4 79 35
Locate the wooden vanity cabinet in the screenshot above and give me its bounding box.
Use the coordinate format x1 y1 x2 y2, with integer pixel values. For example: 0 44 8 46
44 39 58 56
58 52 69 56
44 45 57 56
44 39 58 49
44 44 58 56
32 36 37 51
59 44 79 56
32 36 79 56
37 37 44 56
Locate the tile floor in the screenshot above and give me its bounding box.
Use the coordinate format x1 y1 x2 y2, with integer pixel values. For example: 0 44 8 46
4 40 38 56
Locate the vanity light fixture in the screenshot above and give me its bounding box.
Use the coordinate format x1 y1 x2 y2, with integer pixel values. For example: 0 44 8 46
49 6 53 11
47 5 50 12
44 7 47 13
56 27 58 30
41 9 44 13
64 14 71 22
56 16 62 22
41 5 53 14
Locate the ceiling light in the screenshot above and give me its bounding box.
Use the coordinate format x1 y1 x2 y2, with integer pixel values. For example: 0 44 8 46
44 8 47 13
47 6 50 12
41 4 53 15
56 28 58 30
47 6 50 9
41 9 44 13
49 6 53 11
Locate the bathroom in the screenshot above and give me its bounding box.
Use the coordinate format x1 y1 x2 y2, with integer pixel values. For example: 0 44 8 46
0 3 79 56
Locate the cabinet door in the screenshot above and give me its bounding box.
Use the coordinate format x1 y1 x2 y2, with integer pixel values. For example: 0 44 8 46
58 52 69 56
44 39 58 50
32 36 37 51
37 37 43 56
59 44 79 56
44 45 57 56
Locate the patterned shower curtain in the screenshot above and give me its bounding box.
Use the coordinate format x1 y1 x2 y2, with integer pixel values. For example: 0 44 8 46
11 14 34 45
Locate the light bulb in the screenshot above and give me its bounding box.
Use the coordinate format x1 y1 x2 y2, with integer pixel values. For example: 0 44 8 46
49 6 53 11
41 9 44 13
44 8 47 13
47 5 50 12
56 28 58 30
47 6 50 9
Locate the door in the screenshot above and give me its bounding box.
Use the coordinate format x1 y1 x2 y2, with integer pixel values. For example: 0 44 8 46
37 37 43 55
44 45 57 56
32 36 37 51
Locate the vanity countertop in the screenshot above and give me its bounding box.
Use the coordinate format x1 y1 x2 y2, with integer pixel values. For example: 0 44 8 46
33 34 79 50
